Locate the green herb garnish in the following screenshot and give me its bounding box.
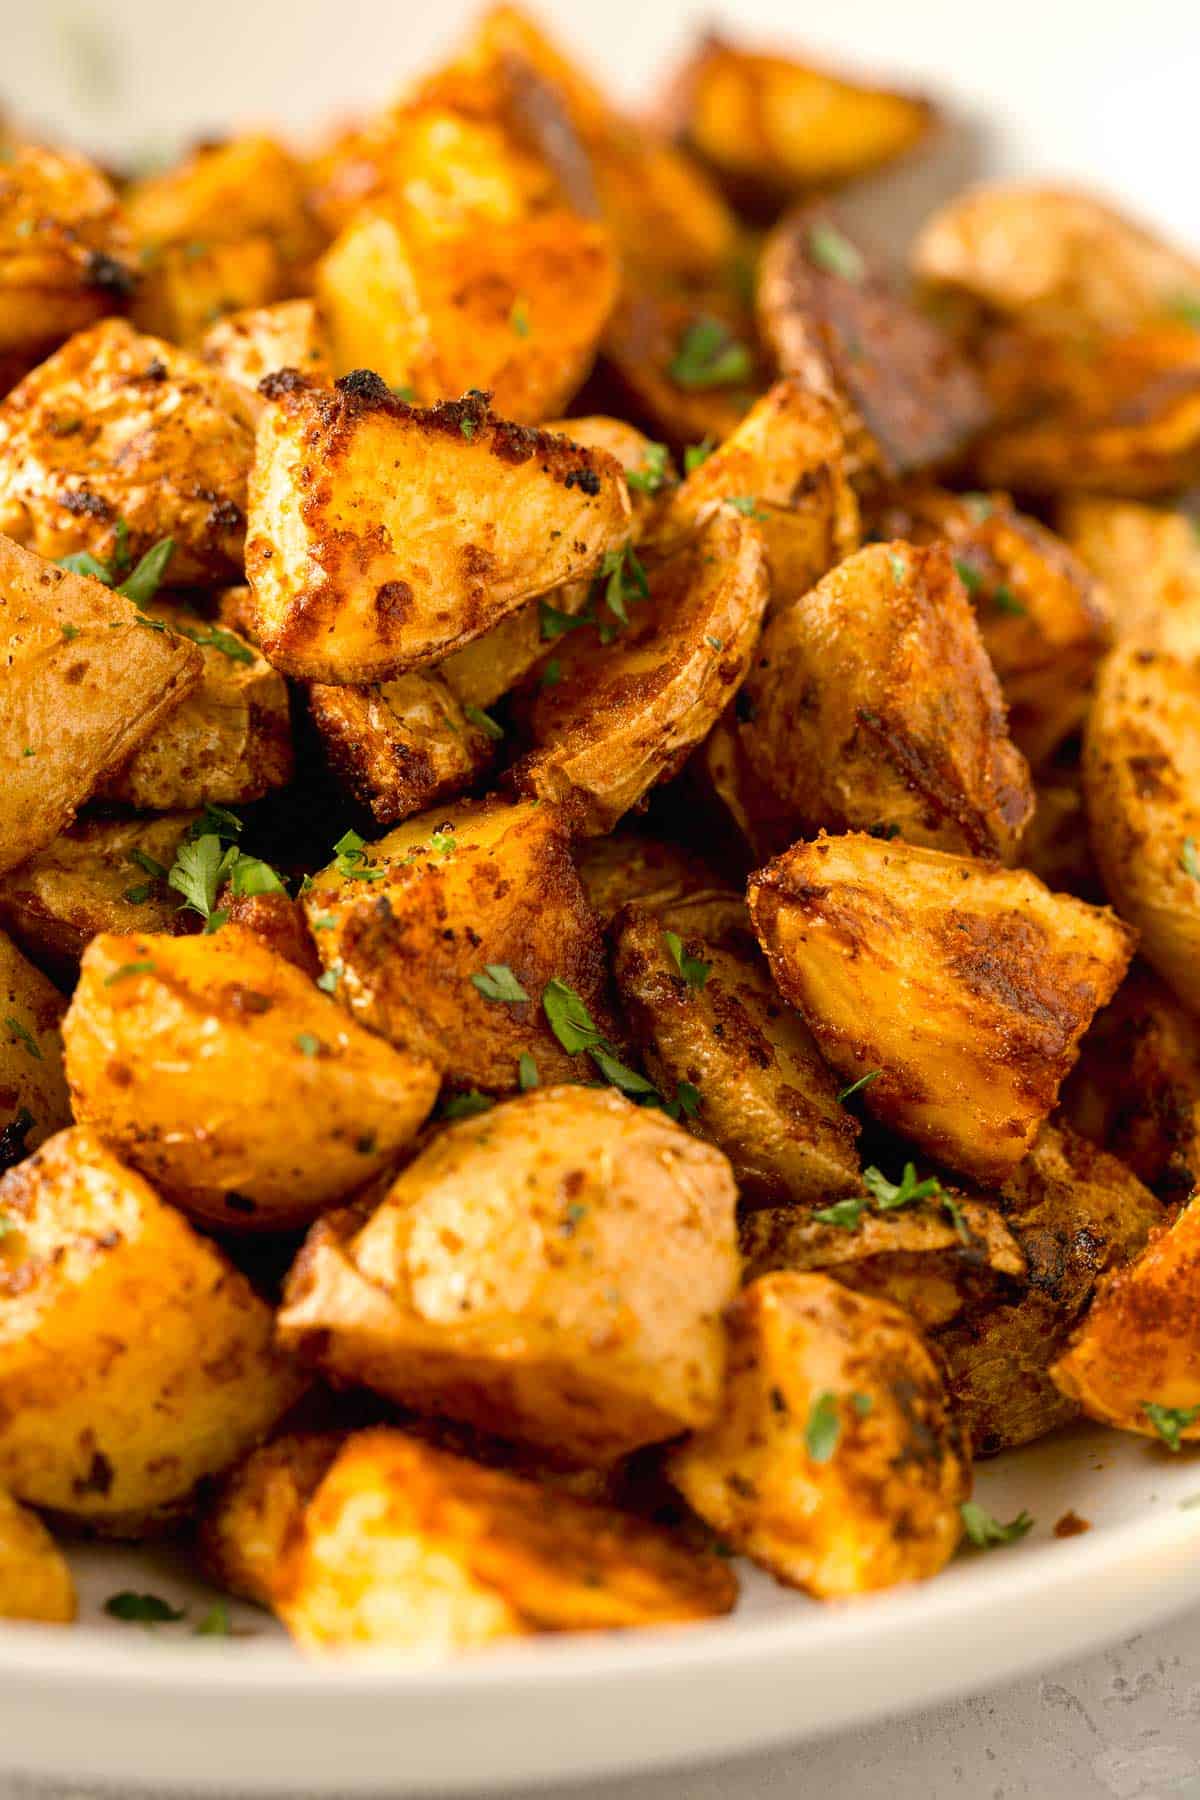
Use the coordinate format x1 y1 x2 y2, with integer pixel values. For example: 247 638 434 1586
1143 1401 1200 1451
662 929 711 990
960 1503 1034 1549
669 316 753 391
807 222 865 282
805 1392 841 1463
471 964 530 1003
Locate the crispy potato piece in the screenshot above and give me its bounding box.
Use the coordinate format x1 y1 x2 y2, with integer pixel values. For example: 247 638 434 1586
0 144 136 361
0 929 70 1172
99 597 292 810
1051 1197 1200 1443
659 32 933 208
0 811 195 981
871 487 1111 770
1058 496 1200 660
573 830 723 926
279 1086 739 1462
612 899 860 1206
131 237 284 350
308 672 493 827
668 1272 968 1597
513 505 769 834
602 281 762 451
912 186 1200 341
63 925 441 1233
0 535 201 875
0 1125 303 1522
758 207 990 486
1083 644 1200 1012
245 375 630 682
219 889 321 980
0 1486 75 1622
739 541 1032 860
201 1431 345 1607
301 796 614 1092
686 706 799 868
941 1124 1163 1454
748 832 1135 1183
124 134 323 273
1018 770 1102 902
202 299 334 394
0 319 258 584
275 1429 736 1654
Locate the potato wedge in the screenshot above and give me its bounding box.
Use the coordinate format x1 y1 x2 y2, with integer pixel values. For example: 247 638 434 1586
218 889 321 981
1083 643 1200 1012
0 1125 303 1522
0 144 136 361
278 1086 739 1463
512 504 769 834
0 928 70 1172
245 374 630 682
0 319 258 584
685 706 799 868
131 237 284 351
668 1272 969 1597
201 1431 345 1607
739 541 1033 860
611 899 860 1207
125 133 322 275
1018 770 1101 901
308 671 493 827
0 535 202 875
0 1487 75 1622
63 925 441 1233
573 830 723 926
275 1429 736 1654
1058 496 1200 661
202 299 334 394
748 832 1135 1183
601 281 762 452
301 796 615 1093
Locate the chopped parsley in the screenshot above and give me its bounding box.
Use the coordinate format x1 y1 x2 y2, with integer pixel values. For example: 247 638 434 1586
518 1052 540 1091
807 221 865 283
669 316 753 391
103 960 156 986
684 437 716 474
59 532 175 611
429 830 457 860
3 1016 42 1060
942 1195 972 1245
1180 837 1200 882
811 1195 869 1230
181 623 255 664
61 622 81 641
888 551 908 583
471 964 530 1003
542 979 662 1105
960 1502 1034 1549
1165 293 1200 330
990 585 1027 617
836 1069 880 1104
459 415 477 440
863 1162 943 1210
167 833 239 922
597 545 649 626
667 1079 702 1121
953 557 982 594
441 1090 494 1120
540 657 562 688
851 1392 873 1418
194 1601 232 1637
662 929 711 990
626 442 671 495
464 704 504 741
726 495 768 521
104 1591 186 1624
128 847 168 879
332 829 385 881
805 1391 841 1463
509 297 531 338
294 1033 321 1058
539 599 590 641
1143 1401 1200 1452
229 854 286 898
316 965 341 994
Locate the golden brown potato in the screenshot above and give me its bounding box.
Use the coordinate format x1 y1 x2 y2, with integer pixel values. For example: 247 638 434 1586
1058 496 1200 660
668 1273 969 1597
601 280 762 452
0 534 201 875
125 134 323 275
748 832 1135 1183
573 831 723 926
201 1431 345 1607
1083 643 1200 1012
758 207 991 486
63 925 441 1233
1051 1197 1200 1444
0 928 70 1172
274 1429 736 1654
99 598 292 811
131 237 284 350
0 1124 303 1523
245 375 630 682
685 706 799 868
0 1486 75 1622
0 319 258 584
278 1086 739 1464
308 672 493 827
512 505 769 834
202 299 334 394
738 541 1033 860
871 486 1112 770
611 898 860 1207
218 889 321 981
0 144 136 362
658 32 934 208
1018 770 1102 901
301 796 615 1093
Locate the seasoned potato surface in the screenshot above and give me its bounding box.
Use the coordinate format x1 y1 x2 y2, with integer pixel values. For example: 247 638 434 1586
0 928 70 1171
0 1486 75 1622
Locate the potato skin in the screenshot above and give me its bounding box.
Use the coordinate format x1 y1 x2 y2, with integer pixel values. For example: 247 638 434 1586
601 279 761 453
574 830 724 927
0 928 70 1171
1059 497 1200 662
201 1431 345 1607
307 671 493 827
668 1272 969 1598
1083 644 1200 1012
278 1086 740 1464
63 925 441 1233
0 1486 75 1622
0 144 136 361
748 832 1135 1183
245 376 631 683
739 541 1033 860
202 300 334 394
0 1125 303 1522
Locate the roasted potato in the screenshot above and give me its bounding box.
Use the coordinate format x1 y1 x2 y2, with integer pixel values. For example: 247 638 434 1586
274 1429 736 1655
301 796 615 1093
0 319 258 584
124 134 323 275
245 375 631 682
738 541 1033 860
0 1125 303 1523
278 1086 739 1463
0 534 201 875
1083 643 1200 1012
601 281 762 452
202 299 334 394
0 928 70 1171
201 1431 345 1606
0 1486 75 1622
131 237 284 350
685 706 799 868
0 144 136 362
512 504 769 834
218 888 321 981
668 1273 969 1597
1018 769 1102 901
748 832 1135 1183
63 925 441 1233
1058 496 1200 661
308 672 493 827
573 830 724 927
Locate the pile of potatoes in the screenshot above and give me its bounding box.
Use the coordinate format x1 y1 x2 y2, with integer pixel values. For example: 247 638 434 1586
0 5 1197 1655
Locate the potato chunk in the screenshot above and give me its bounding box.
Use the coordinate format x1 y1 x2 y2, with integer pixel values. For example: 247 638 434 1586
748 833 1135 1183
1051 1198 1200 1444
0 929 70 1171
513 505 769 834
124 134 322 275
302 797 614 1093
574 830 723 926
612 899 860 1207
245 375 631 682
0 1125 302 1522
1058 496 1200 661
739 542 1032 860
0 320 258 584
1083 644 1200 1012
0 144 136 362
131 238 284 351
0 535 201 875
63 925 441 1233
0 1487 75 1622
308 672 493 827
202 300 334 394
201 1432 345 1607
278 1086 739 1463
668 1273 969 1597
602 281 761 452
275 1429 736 1655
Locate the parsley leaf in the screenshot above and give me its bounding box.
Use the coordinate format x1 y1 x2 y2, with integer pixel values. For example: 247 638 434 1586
105 1591 186 1624
726 494 768 520
509 297 530 338
942 1195 973 1245
294 1033 321 1058
540 598 592 641
542 979 665 1107
464 704 504 741
442 1090 494 1120
128 847 168 879
836 1069 880 1104
960 1502 1034 1549
1165 293 1200 330
333 828 386 881
194 1601 232 1637
807 222 865 282
953 557 982 594
518 1052 540 1091
429 830 457 860
316 964 341 994
187 804 241 843
3 1016 42 1060
684 437 716 474
181 623 254 664
168 834 237 921
471 964 530 1003
811 1195 869 1230
662 929 711 990
229 854 286 898
669 317 753 390
1143 1401 1200 1451
1180 837 1200 882
626 442 671 495
117 537 175 606
990 585 1027 617
805 1392 841 1462
103 960 155 986
597 546 649 626
863 1162 943 1210
888 551 908 583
